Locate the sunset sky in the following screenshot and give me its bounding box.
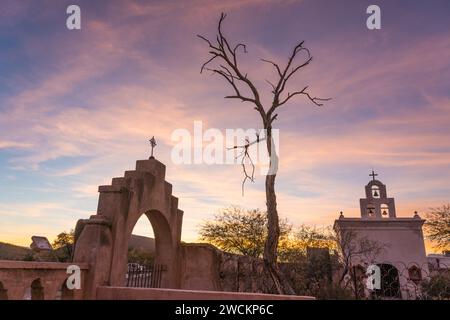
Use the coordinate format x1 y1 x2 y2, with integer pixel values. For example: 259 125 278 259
1 0 449 252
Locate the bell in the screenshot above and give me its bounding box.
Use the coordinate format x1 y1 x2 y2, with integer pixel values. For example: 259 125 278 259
368 208 374 214
382 210 388 216
373 190 379 197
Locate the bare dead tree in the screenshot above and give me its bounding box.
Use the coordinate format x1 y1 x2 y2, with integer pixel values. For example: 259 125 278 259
198 13 330 295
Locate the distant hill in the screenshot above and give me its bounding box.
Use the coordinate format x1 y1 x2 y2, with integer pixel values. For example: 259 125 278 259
0 235 154 261
0 242 33 260
129 234 155 253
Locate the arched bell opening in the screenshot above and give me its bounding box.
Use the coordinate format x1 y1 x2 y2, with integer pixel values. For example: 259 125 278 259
381 204 390 218
371 185 380 198
408 266 422 285
366 204 376 218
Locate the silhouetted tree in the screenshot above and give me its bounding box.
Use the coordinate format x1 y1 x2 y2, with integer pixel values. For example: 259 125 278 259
278 224 336 263
420 273 450 300
425 204 450 249
199 206 291 258
52 229 75 262
333 228 386 299
198 13 329 294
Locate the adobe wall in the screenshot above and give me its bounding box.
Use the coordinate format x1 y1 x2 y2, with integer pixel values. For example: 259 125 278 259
96 286 314 300
0 260 88 300
335 218 428 268
178 243 278 294
334 217 429 299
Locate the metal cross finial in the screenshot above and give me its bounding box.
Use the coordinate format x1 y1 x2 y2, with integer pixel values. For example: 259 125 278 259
149 136 157 159
369 170 378 181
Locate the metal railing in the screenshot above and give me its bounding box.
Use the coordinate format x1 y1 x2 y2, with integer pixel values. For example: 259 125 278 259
125 264 164 288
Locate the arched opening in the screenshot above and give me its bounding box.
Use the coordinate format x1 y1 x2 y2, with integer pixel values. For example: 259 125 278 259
23 278 44 300
381 204 390 218
55 279 74 300
0 281 8 300
366 204 376 217
371 185 380 198
408 266 422 285
376 264 401 298
109 209 174 288
124 211 171 288
31 278 45 300
128 214 155 267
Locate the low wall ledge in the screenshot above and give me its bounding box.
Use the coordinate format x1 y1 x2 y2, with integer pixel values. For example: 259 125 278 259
96 286 315 300
0 260 89 270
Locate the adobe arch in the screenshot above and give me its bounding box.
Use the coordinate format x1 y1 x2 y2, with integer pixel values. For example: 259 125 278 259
113 209 175 287
73 158 183 298
27 278 44 300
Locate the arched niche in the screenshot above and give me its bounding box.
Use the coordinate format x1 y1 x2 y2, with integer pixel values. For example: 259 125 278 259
408 266 422 285
0 281 7 300
24 278 44 300
55 279 74 300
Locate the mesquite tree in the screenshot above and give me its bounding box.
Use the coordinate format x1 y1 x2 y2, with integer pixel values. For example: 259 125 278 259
425 204 450 249
198 13 329 294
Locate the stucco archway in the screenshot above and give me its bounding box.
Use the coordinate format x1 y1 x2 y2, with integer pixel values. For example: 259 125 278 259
376 263 401 298
127 210 173 266
73 158 183 298
113 209 175 287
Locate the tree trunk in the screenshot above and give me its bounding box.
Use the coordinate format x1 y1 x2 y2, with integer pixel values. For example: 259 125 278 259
263 127 295 295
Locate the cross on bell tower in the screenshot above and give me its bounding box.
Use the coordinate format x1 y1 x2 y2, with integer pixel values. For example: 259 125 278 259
149 136 157 159
369 170 378 181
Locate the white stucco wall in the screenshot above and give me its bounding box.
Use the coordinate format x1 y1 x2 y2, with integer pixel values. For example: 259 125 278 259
334 216 428 299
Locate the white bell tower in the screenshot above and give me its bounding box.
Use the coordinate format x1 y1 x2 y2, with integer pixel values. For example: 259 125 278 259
360 171 397 218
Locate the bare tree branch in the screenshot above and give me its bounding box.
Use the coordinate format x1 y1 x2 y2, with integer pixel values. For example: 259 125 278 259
278 86 332 107
261 59 283 78
228 133 266 195
198 13 267 122
265 79 277 93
